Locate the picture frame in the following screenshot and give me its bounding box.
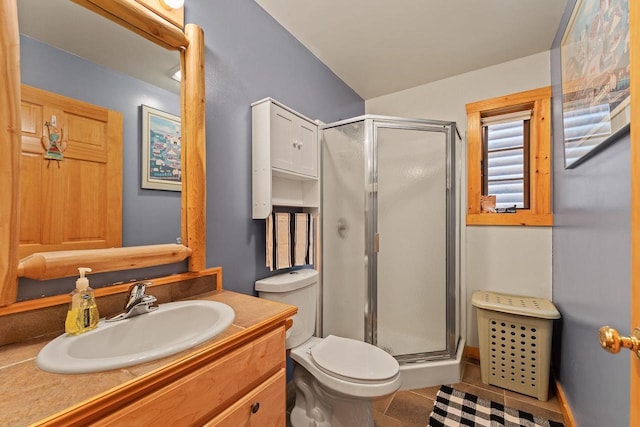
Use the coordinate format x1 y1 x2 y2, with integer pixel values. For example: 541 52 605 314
561 0 630 169
141 105 182 191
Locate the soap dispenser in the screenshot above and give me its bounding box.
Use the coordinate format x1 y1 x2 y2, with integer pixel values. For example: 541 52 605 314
65 267 99 335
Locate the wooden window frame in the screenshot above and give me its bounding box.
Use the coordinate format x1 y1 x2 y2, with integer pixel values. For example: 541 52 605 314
466 87 553 226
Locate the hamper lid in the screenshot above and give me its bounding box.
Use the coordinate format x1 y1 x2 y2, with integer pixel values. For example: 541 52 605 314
471 291 560 319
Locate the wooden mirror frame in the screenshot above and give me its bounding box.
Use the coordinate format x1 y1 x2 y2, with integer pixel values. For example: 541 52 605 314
0 0 206 307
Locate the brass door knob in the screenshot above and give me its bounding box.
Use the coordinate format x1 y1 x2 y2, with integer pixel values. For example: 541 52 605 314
598 326 640 357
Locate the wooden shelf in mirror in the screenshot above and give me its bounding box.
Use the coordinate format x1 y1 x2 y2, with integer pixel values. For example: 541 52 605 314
17 244 192 281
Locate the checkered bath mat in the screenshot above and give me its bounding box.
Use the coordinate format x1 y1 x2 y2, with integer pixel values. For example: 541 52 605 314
428 385 564 427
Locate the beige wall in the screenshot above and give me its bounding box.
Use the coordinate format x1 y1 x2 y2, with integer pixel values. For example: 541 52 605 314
365 51 552 346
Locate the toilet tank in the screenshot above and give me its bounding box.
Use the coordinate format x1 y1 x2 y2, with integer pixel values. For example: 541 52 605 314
255 269 318 349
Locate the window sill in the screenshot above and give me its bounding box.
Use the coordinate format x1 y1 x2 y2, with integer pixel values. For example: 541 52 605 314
466 212 553 227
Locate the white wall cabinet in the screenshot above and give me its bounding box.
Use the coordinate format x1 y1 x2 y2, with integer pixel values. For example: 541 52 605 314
252 98 319 219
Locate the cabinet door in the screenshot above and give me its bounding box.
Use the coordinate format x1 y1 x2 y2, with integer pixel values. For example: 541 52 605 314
270 103 317 177
204 370 286 427
270 104 297 173
295 119 317 177
93 327 285 426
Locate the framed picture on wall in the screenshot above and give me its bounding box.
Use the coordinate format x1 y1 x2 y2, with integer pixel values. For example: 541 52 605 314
561 0 630 169
141 105 182 191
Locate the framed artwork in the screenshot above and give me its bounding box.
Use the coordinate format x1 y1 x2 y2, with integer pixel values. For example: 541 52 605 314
141 105 182 191
561 0 630 168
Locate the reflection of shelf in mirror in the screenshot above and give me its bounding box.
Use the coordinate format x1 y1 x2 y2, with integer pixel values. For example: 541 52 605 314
18 244 192 281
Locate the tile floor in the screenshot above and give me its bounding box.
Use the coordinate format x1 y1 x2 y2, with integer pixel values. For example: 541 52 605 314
288 359 565 426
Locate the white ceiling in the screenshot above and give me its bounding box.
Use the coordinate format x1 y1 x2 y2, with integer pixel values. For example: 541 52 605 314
255 0 568 99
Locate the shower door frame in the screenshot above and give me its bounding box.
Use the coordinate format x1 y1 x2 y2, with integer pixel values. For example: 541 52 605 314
320 115 458 363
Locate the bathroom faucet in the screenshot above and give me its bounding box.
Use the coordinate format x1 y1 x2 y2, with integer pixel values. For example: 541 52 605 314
106 282 158 322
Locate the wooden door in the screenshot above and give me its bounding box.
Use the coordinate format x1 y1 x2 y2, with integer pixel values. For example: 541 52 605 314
19 85 122 258
631 0 639 424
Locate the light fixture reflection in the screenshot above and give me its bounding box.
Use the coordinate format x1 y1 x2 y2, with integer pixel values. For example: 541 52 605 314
159 0 184 10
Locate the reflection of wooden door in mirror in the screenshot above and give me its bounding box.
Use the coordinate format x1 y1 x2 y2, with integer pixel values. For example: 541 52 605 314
19 85 122 258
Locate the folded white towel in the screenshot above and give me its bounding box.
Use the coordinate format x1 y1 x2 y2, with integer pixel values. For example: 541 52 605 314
266 212 314 270
294 213 309 266
275 212 292 270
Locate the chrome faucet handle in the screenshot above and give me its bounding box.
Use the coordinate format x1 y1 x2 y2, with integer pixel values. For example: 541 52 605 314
106 282 157 322
124 282 152 311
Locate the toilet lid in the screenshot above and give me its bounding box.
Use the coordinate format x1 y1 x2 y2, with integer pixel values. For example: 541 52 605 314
310 335 399 381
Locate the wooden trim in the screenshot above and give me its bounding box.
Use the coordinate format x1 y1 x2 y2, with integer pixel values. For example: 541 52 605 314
466 87 553 226
466 111 482 216
71 0 188 50
466 87 552 115
630 0 640 422
466 213 553 227
183 24 207 272
17 244 192 280
0 0 21 306
554 377 577 427
0 267 222 317
464 345 480 361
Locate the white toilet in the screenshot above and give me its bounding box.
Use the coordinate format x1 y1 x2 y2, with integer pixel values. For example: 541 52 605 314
255 269 401 427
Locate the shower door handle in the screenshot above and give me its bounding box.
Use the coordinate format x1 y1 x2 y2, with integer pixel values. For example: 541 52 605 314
375 233 380 252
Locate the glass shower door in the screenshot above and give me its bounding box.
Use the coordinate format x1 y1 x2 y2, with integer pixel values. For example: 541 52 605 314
321 122 367 341
374 124 450 359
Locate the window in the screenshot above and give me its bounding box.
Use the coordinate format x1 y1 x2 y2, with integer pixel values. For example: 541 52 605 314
482 110 531 209
466 87 552 226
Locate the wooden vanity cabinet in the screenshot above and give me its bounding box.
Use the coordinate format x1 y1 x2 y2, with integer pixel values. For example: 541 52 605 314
92 326 287 426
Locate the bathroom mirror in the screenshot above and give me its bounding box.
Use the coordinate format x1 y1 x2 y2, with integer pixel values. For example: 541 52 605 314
18 0 181 255
0 0 206 307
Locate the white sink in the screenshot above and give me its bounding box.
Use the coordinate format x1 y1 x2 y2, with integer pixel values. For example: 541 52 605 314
36 300 235 374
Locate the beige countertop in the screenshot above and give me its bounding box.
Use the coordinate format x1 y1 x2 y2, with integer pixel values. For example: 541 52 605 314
0 290 295 427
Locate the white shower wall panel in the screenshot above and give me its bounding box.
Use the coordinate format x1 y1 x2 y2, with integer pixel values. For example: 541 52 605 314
321 126 366 340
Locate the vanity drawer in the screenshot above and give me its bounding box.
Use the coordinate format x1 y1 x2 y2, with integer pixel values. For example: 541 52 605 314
204 369 285 426
95 326 285 426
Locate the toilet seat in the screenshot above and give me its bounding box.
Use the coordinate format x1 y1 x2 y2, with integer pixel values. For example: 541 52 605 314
290 336 401 398
310 335 398 382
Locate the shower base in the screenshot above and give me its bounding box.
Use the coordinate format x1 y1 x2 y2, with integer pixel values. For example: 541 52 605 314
398 338 466 390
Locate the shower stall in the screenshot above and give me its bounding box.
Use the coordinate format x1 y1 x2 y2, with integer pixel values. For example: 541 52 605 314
320 115 463 389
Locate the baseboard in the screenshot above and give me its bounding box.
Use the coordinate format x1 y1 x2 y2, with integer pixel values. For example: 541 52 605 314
554 377 577 427
464 345 480 361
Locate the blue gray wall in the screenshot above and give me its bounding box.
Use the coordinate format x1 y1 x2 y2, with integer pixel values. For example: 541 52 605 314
185 0 363 294
551 2 630 426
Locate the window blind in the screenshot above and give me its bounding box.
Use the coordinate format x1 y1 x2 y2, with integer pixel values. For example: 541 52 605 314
483 112 530 209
